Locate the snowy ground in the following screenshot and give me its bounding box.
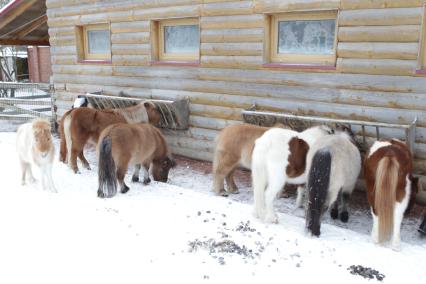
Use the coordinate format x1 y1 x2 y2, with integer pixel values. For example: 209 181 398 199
0 128 425 284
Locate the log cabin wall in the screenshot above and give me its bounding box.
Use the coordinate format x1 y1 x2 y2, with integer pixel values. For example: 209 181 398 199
47 1 426 187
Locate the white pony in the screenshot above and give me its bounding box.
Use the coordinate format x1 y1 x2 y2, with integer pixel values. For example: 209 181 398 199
252 125 332 223
304 129 361 237
16 118 57 192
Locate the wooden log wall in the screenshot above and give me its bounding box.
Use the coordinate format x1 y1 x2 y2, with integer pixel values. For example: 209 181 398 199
47 0 426 202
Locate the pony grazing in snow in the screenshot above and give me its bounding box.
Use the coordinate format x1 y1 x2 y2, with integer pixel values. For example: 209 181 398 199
364 139 420 250
305 128 361 237
97 123 175 198
212 123 289 196
252 125 332 223
60 100 161 173
16 118 56 192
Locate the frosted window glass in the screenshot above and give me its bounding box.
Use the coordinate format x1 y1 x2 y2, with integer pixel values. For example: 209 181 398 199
164 25 199 53
278 20 336 54
87 30 110 54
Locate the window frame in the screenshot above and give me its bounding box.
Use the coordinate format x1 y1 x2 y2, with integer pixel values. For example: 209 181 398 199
80 23 111 61
419 5 426 71
270 10 338 66
157 18 200 62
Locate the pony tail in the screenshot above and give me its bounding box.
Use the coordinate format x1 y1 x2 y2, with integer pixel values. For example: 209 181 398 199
375 156 399 243
306 149 332 237
97 136 117 198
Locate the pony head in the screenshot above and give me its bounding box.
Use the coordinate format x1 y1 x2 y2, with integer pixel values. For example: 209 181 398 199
300 125 333 145
143 101 162 127
32 118 52 156
152 156 176 182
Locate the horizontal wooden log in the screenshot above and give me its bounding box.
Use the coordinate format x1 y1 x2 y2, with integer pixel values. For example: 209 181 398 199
112 44 150 56
201 28 263 43
190 103 244 120
201 42 263 56
337 58 417 76
201 55 263 68
202 1 253 16
51 55 75 65
111 55 150 66
111 21 150 33
338 25 420 42
339 7 423 26
133 4 200 20
49 35 76 46
51 45 76 55
337 42 419 60
111 32 150 44
201 14 264 29
52 65 113 76
52 65 426 94
341 0 423 9
253 0 340 12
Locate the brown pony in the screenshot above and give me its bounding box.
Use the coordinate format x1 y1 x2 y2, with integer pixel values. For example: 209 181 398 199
212 123 290 196
364 139 420 250
59 101 161 173
97 123 175 198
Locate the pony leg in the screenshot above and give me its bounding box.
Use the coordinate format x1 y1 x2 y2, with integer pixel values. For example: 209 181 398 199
212 150 238 196
78 152 91 170
19 160 27 185
141 163 151 184
295 185 305 209
132 164 141 182
264 165 286 223
59 134 67 163
116 159 130 194
225 169 239 194
371 210 379 244
339 191 351 223
70 147 80 174
391 178 410 250
330 199 339 220
46 165 57 193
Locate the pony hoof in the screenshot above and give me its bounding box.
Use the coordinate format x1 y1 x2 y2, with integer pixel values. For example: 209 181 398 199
97 191 106 198
121 185 130 194
131 176 139 182
264 214 278 224
340 212 349 223
391 244 401 252
330 208 339 219
229 189 239 194
143 177 151 185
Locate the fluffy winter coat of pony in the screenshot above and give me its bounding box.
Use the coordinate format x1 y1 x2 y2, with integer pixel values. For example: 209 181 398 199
252 125 332 224
97 123 175 198
364 139 420 250
59 101 161 173
304 130 361 237
16 118 56 192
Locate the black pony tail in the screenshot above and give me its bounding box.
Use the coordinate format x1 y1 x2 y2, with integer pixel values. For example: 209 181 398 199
97 136 117 198
306 149 331 237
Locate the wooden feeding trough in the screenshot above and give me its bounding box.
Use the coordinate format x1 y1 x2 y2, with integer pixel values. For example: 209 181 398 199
83 92 189 130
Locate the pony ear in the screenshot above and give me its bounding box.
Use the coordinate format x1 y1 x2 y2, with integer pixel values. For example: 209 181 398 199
144 101 153 109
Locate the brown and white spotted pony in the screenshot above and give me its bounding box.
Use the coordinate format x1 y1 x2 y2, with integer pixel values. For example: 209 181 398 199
59 101 161 173
252 125 332 223
97 123 175 198
16 118 56 192
364 139 420 250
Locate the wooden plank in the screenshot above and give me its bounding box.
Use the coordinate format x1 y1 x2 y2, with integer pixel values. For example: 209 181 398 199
201 14 264 29
337 42 419 60
341 0 423 9
201 55 263 68
253 0 340 13
337 58 417 76
112 44 151 56
201 42 263 56
202 1 253 16
133 4 200 20
111 21 150 33
201 28 263 43
0 0 38 30
15 15 48 39
112 55 150 66
111 32 150 44
339 7 423 26
338 25 420 42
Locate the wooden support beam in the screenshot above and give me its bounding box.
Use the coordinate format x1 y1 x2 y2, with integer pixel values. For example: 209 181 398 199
15 15 48 39
0 38 49 46
0 0 38 30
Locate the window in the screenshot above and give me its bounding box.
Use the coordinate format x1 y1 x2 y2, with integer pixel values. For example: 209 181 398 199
269 11 338 65
152 18 200 62
76 23 111 61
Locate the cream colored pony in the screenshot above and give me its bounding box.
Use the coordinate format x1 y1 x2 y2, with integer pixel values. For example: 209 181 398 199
16 118 57 192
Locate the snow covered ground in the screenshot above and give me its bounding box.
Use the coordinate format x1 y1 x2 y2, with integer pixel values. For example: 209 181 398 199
0 129 425 284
